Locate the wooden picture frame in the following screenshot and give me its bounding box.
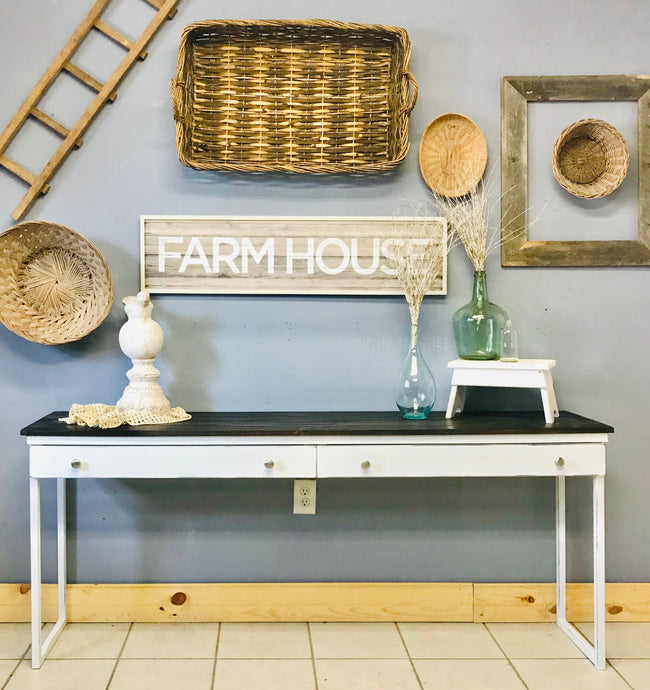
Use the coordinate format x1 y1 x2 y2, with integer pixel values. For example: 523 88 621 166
501 75 650 266
141 215 447 295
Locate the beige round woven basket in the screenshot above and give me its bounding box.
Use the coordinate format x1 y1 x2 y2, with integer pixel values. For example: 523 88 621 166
552 119 629 199
0 221 114 345
419 113 487 198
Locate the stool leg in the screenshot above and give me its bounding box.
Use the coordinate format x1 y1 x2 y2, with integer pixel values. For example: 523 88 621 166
445 386 459 418
455 387 466 414
546 374 559 418
540 371 559 423
446 386 466 418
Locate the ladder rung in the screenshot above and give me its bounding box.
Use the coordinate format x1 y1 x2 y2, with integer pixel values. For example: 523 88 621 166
94 19 147 60
0 155 50 193
31 109 83 148
143 0 178 18
7 0 180 221
0 0 112 157
63 61 118 102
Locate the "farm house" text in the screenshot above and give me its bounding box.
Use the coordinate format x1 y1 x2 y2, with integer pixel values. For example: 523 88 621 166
156 235 424 276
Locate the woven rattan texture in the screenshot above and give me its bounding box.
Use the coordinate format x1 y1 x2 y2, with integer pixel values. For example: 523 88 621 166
552 118 629 199
419 113 488 197
172 19 417 173
0 221 113 344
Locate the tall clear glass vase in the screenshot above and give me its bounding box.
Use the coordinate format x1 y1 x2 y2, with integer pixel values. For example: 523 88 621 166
396 322 436 420
452 270 508 360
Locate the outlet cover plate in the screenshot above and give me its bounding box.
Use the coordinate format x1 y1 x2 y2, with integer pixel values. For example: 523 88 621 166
293 479 316 515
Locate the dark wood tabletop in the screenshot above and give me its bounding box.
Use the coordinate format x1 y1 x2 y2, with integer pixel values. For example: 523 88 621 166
21 411 614 438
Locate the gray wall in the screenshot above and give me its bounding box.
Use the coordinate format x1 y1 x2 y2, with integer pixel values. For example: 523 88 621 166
1 0 649 585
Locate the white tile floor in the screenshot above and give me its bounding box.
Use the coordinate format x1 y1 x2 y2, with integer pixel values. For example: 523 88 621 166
1 622 649 689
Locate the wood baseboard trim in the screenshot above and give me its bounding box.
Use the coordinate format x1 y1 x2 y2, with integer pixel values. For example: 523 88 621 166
1 582 649 623
475 583 650 622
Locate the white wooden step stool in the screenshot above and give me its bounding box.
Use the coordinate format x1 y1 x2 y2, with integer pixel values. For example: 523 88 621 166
445 359 559 424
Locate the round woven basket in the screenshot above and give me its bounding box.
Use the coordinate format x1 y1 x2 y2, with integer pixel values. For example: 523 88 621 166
0 221 114 345
552 119 629 199
419 113 487 198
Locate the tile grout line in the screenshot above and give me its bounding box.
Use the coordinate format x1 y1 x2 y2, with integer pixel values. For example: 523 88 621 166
607 660 637 690
483 623 531 690
307 622 320 690
1 620 49 688
577 625 650 686
394 622 425 690
0 653 26 690
210 622 221 690
105 622 133 690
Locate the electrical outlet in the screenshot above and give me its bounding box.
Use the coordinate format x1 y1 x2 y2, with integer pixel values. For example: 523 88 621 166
293 479 316 514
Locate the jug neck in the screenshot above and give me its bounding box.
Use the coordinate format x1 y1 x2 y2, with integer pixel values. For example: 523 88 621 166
472 270 489 304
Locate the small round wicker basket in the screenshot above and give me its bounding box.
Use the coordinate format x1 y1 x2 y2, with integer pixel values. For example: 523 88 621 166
419 113 487 198
552 119 629 199
0 221 114 345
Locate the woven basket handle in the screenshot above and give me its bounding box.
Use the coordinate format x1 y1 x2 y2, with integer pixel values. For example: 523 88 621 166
400 71 418 116
171 78 186 123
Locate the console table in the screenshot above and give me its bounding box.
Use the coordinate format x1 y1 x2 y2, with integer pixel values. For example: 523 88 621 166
22 410 612 669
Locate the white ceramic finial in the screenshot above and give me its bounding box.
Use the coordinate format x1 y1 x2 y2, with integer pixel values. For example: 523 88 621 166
115 291 171 414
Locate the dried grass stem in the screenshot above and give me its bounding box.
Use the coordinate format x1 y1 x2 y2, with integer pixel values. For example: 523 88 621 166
431 174 532 271
388 225 444 326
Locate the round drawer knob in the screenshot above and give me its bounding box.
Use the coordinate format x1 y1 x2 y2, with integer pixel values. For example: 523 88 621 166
360 460 371 470
71 459 81 469
264 460 275 469
555 457 565 467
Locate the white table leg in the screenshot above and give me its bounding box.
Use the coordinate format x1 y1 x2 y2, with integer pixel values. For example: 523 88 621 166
57 478 67 627
593 475 606 669
555 474 606 669
555 475 567 625
30 478 68 669
29 478 42 669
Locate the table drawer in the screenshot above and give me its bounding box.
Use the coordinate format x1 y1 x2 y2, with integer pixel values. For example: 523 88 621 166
317 443 606 478
30 445 316 479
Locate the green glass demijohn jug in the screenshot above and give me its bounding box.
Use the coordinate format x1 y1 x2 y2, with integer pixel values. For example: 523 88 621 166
452 271 507 360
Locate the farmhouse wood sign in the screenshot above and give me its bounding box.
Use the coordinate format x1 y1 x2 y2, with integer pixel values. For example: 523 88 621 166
141 216 447 295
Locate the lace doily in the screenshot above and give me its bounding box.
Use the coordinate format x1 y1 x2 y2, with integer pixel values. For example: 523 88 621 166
60 403 191 429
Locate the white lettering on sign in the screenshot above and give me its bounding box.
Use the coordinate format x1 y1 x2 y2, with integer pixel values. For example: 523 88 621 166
350 238 380 275
286 238 315 274
155 236 412 277
315 238 350 275
212 238 240 274
179 236 211 273
380 239 397 275
158 236 182 273
242 237 274 274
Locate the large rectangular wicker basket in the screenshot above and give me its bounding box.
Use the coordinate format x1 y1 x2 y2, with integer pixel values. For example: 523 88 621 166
171 19 417 173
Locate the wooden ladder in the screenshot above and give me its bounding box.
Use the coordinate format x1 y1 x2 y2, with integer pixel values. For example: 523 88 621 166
0 0 179 221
